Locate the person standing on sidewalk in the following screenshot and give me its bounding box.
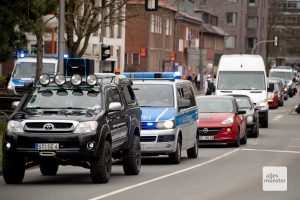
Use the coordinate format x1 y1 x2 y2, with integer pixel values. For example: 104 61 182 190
204 75 215 95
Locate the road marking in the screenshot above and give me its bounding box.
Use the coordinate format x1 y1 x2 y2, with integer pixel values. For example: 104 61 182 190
287 146 300 148
272 114 284 121
242 148 300 154
88 149 240 200
289 138 300 140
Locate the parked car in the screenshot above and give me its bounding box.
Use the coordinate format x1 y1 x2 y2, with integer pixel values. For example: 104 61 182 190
267 82 279 109
228 95 260 138
268 77 287 102
196 96 247 147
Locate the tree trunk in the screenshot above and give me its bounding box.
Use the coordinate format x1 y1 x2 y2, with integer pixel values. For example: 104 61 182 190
35 18 44 80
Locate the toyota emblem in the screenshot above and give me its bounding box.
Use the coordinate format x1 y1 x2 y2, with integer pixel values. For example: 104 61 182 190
203 128 208 134
44 123 54 130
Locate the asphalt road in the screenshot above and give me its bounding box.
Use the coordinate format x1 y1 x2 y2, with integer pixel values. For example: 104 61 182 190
1 93 300 200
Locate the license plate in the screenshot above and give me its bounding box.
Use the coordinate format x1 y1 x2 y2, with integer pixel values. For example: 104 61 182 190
199 136 214 140
35 143 59 150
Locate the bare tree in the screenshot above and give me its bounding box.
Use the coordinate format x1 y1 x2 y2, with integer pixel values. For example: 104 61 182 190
65 0 140 57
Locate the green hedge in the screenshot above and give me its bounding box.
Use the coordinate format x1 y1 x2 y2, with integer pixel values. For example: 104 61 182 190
0 123 6 170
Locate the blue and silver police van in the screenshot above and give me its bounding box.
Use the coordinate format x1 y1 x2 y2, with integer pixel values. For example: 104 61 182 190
123 72 199 164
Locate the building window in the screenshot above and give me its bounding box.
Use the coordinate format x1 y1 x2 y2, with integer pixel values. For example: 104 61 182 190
125 53 128 65
226 12 237 26
247 17 258 29
132 53 140 65
225 36 236 48
151 15 155 33
247 38 257 50
203 12 209 23
225 0 237 3
211 16 218 26
151 15 162 34
248 0 257 7
165 18 172 36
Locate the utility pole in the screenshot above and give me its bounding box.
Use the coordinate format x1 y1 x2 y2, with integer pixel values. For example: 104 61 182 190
58 0 65 74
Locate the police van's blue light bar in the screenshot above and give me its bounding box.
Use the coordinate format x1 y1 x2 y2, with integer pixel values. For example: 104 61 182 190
123 72 181 80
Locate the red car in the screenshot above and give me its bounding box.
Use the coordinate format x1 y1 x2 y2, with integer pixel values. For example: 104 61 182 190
267 82 280 109
196 96 247 147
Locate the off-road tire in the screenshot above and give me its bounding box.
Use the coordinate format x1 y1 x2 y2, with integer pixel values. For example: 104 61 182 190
40 160 59 176
122 135 141 175
187 133 199 158
169 138 181 164
90 141 112 183
2 152 25 184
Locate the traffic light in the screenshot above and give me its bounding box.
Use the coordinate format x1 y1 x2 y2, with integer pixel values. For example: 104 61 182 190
101 44 110 61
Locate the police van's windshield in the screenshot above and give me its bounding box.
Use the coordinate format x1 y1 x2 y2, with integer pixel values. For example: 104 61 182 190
24 88 101 111
218 71 266 90
133 84 174 107
12 62 55 78
269 71 293 80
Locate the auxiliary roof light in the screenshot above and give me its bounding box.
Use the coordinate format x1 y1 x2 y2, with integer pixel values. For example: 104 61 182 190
71 74 82 86
39 74 50 86
55 74 66 86
87 75 97 86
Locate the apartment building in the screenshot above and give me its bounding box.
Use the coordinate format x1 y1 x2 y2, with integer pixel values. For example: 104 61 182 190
268 0 300 66
196 0 268 61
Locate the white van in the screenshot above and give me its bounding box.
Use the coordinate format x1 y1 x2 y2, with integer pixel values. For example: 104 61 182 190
216 54 268 128
7 56 58 94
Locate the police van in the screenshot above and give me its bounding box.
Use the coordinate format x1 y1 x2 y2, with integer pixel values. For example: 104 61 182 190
7 55 58 94
123 72 199 164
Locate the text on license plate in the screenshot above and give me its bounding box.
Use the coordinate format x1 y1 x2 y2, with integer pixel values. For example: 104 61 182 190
199 136 214 140
35 143 59 150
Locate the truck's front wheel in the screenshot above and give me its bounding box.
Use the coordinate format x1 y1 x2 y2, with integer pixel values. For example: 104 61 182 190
122 135 141 175
2 152 25 184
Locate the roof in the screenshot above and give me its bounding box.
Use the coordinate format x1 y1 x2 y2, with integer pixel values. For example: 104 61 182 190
128 0 202 24
200 24 227 36
196 95 234 100
219 54 265 71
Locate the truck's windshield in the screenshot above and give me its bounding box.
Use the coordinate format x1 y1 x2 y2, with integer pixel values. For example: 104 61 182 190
12 62 55 78
24 88 101 111
217 71 266 90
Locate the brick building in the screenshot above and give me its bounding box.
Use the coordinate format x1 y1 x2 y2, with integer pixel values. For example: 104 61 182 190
125 0 202 74
196 0 268 62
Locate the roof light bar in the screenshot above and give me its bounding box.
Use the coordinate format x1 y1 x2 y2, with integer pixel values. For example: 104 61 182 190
55 74 66 86
39 74 50 86
123 72 181 80
71 74 82 86
87 75 97 86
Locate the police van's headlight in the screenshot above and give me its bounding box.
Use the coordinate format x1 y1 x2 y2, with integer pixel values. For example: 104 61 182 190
7 120 23 133
74 121 98 133
7 82 14 90
156 120 175 129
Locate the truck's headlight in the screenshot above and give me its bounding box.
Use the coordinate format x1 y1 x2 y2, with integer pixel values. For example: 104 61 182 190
74 121 98 133
221 117 233 125
156 120 175 129
258 100 268 109
7 120 23 133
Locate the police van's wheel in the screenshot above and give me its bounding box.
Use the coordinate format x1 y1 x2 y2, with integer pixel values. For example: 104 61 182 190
169 138 181 164
90 141 112 183
123 135 141 175
2 152 25 184
40 160 59 176
187 133 199 158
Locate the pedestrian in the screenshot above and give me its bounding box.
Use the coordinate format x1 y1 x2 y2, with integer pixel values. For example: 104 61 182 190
204 75 215 95
194 73 201 91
